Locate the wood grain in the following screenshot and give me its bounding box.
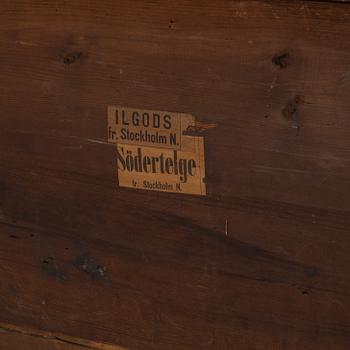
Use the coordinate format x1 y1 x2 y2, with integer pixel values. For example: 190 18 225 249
0 323 126 349
1 0 350 349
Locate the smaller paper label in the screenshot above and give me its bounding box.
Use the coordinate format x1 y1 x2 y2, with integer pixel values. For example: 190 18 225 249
116 142 206 195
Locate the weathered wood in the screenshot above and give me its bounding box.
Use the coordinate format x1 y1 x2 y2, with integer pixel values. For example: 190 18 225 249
0 331 85 350
1 0 350 349
0 323 125 349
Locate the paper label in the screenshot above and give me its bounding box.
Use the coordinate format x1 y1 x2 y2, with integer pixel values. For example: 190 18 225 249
108 106 206 195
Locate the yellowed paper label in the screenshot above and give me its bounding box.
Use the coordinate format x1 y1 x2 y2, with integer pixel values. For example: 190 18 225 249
108 106 198 151
108 106 206 196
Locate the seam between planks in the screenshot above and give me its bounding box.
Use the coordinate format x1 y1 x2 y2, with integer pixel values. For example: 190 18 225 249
0 323 128 350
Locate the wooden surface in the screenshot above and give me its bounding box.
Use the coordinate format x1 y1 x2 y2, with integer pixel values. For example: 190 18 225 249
0 323 125 350
0 332 84 350
1 0 350 349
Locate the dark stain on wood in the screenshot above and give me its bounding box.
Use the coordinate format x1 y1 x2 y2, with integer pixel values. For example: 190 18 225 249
63 52 83 65
73 255 108 281
168 19 175 29
282 95 305 130
41 257 69 282
304 266 320 278
272 52 292 69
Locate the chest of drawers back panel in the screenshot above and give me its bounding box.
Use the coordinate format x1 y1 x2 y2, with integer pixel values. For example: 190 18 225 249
1 1 350 349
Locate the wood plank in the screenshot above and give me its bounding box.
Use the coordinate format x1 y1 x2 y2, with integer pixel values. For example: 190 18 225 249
0 0 350 349
0 331 85 350
0 323 126 350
